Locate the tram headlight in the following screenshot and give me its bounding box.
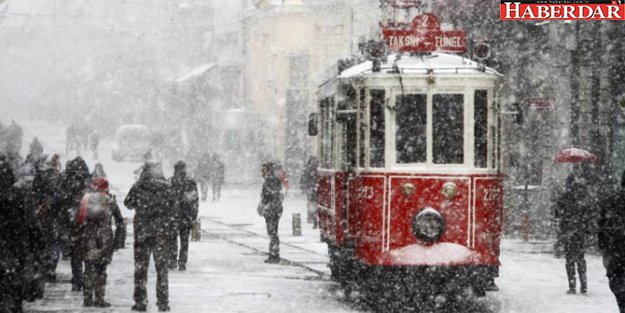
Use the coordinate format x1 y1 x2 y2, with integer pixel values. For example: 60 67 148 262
441 182 458 201
411 207 445 243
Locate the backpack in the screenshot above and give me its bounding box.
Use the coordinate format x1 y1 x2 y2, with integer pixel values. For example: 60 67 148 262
77 192 112 225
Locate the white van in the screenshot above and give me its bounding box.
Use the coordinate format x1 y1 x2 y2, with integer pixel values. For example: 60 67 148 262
111 125 152 162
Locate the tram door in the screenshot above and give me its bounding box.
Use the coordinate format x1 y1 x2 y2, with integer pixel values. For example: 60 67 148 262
336 101 357 244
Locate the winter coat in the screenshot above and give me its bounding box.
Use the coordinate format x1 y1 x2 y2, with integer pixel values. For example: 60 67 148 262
169 162 199 228
300 159 318 202
598 183 625 274
29 139 43 160
0 159 46 299
260 173 283 218
554 176 593 253
210 160 225 185
196 155 211 181
77 191 123 263
124 165 175 237
32 166 61 222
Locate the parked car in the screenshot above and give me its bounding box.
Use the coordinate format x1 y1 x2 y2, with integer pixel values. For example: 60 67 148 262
111 125 152 162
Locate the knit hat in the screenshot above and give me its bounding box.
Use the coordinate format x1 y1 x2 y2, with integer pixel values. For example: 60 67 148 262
90 177 109 192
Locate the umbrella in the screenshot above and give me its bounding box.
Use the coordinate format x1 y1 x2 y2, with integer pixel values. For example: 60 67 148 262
554 148 598 163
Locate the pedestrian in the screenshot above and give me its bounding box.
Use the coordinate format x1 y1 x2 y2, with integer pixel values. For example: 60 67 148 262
77 177 123 308
59 156 91 292
66 124 76 155
5 120 23 155
257 162 284 264
167 161 199 271
124 162 174 312
0 154 33 313
29 137 44 161
196 153 211 202
32 153 63 282
300 156 319 228
554 173 593 294
210 153 225 201
92 163 107 179
90 130 100 160
598 170 625 313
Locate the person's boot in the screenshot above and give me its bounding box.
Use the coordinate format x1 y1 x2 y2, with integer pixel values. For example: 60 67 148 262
131 303 147 312
178 263 186 271
83 296 93 307
567 278 576 294
94 277 110 307
158 304 171 312
264 256 280 264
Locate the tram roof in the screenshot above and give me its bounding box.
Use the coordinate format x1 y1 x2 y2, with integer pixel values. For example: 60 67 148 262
338 53 501 79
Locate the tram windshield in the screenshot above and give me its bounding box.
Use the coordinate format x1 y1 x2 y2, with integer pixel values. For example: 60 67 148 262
396 94 427 164
432 94 464 164
318 86 497 171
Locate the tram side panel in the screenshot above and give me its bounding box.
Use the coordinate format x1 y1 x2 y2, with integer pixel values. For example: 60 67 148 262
318 172 335 244
473 177 504 265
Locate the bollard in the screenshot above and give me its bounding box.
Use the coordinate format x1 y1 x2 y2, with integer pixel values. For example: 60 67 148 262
191 219 201 242
292 213 302 236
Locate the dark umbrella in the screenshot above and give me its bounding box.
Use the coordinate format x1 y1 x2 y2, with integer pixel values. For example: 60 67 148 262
554 148 598 163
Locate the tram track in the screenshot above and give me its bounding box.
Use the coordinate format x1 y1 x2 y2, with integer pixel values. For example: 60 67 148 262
200 217 331 281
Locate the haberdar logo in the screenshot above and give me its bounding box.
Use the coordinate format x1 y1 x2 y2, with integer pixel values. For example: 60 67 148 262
500 0 625 20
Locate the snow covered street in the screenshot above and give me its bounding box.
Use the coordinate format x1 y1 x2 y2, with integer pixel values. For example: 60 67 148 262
22 186 620 313
16 122 621 313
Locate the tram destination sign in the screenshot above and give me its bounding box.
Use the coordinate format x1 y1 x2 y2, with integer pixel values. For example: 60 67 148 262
381 14 467 53
500 0 625 20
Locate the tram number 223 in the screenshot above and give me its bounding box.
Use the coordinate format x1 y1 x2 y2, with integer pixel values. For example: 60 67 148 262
358 186 374 200
483 187 501 203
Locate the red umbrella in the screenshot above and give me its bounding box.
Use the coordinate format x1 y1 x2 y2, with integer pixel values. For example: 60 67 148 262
554 148 598 163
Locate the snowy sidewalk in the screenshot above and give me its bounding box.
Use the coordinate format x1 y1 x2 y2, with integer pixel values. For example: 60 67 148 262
25 193 355 313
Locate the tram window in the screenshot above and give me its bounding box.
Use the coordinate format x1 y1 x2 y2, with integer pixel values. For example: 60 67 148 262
328 98 336 168
370 89 386 168
396 94 427 163
433 94 464 164
320 98 334 169
359 89 366 168
340 113 357 169
319 99 327 168
474 90 488 168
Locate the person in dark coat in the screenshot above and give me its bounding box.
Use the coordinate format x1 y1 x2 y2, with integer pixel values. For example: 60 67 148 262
0 155 46 312
196 153 211 202
124 162 175 312
29 137 44 161
77 177 123 307
258 162 284 264
59 156 91 291
5 120 23 155
300 156 319 228
90 130 100 160
13 167 47 303
167 161 199 271
32 154 63 282
210 154 225 201
0 155 24 313
598 170 625 313
92 163 107 179
554 173 593 294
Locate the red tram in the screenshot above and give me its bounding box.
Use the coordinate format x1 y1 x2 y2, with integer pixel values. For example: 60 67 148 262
310 12 504 298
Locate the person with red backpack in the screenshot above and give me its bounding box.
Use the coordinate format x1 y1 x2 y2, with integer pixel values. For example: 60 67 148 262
77 177 124 307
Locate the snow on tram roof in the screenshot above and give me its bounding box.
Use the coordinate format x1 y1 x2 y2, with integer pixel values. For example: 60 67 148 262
339 53 501 78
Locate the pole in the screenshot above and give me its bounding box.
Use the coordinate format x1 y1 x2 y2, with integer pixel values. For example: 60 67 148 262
522 181 529 241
